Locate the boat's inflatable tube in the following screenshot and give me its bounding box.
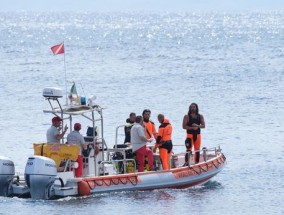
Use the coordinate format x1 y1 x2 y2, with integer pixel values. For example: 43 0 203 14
0 156 15 196
24 156 57 200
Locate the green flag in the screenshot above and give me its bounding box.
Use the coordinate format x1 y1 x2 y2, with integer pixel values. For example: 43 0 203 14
70 83 77 95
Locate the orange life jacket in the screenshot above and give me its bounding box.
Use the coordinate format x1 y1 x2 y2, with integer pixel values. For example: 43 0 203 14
156 119 172 143
144 120 157 139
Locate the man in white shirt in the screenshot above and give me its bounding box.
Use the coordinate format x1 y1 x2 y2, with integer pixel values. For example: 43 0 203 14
67 123 87 177
46 116 68 143
67 123 86 146
130 115 154 172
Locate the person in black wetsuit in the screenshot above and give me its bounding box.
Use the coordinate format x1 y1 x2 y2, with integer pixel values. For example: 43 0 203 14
124 112 136 143
182 103 205 164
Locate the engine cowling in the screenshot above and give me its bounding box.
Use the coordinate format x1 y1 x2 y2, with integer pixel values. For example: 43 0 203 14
24 156 57 200
0 156 15 197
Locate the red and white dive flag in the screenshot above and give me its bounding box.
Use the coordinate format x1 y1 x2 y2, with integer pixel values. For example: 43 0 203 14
51 43 65 55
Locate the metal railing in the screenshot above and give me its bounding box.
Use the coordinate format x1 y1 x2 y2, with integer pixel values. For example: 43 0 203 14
98 159 136 175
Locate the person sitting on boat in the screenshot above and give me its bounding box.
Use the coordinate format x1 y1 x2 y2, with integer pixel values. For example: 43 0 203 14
182 103 205 164
46 116 68 143
130 115 154 172
153 114 173 170
67 123 87 177
124 112 136 144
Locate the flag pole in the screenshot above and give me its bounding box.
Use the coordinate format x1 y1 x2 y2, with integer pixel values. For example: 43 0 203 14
63 41 68 105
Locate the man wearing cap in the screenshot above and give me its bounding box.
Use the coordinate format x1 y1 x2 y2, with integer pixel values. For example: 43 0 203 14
67 123 86 146
46 116 68 143
67 123 87 177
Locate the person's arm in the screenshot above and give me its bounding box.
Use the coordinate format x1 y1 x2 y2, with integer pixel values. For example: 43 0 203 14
199 114 205 129
156 125 164 144
139 134 149 142
192 114 205 129
80 134 88 150
56 124 68 140
94 144 99 155
182 115 188 130
182 115 191 130
138 126 151 142
152 123 158 139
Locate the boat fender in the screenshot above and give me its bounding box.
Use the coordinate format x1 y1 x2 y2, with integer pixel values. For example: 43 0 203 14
78 180 90 196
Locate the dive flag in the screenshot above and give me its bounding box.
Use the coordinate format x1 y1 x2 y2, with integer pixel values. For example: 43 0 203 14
51 43 65 55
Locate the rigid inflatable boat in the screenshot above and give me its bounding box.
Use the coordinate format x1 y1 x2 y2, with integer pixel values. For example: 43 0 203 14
0 87 226 200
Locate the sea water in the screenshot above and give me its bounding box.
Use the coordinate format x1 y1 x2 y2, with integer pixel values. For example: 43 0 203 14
0 11 283 215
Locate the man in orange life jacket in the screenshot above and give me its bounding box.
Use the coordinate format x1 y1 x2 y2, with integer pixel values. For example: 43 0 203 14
142 109 157 170
142 109 157 140
182 103 205 164
153 114 173 170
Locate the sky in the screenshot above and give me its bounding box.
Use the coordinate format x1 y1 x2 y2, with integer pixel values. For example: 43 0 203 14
1 0 284 12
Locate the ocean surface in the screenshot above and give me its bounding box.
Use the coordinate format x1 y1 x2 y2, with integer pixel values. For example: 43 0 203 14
0 11 284 215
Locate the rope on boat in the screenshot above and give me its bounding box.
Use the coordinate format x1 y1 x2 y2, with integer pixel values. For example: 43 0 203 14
217 158 222 165
84 175 138 189
182 154 226 177
119 177 128 185
211 160 218 169
190 167 200 175
128 176 138 185
204 162 209 171
199 165 208 173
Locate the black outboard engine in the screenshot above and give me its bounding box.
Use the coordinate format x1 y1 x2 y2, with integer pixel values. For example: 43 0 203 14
0 156 15 197
24 156 57 200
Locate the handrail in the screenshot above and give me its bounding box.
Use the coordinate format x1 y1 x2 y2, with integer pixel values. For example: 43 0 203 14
172 145 222 168
107 147 128 173
100 159 136 175
114 124 130 147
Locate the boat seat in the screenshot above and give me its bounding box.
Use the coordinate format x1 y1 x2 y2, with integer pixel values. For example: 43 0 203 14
84 126 98 142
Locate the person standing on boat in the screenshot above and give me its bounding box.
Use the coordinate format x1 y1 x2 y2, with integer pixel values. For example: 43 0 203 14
46 116 68 143
182 103 205 164
142 109 157 170
130 115 154 172
142 109 158 140
153 114 173 170
124 112 136 144
67 123 87 177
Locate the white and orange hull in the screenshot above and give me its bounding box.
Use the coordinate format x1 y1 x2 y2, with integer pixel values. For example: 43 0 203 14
77 153 226 196
0 147 226 200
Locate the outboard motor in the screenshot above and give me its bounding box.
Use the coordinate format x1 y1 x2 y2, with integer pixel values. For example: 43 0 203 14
25 156 57 200
0 156 15 197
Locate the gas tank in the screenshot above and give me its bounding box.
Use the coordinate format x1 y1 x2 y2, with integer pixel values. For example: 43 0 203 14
24 156 57 200
0 156 15 196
